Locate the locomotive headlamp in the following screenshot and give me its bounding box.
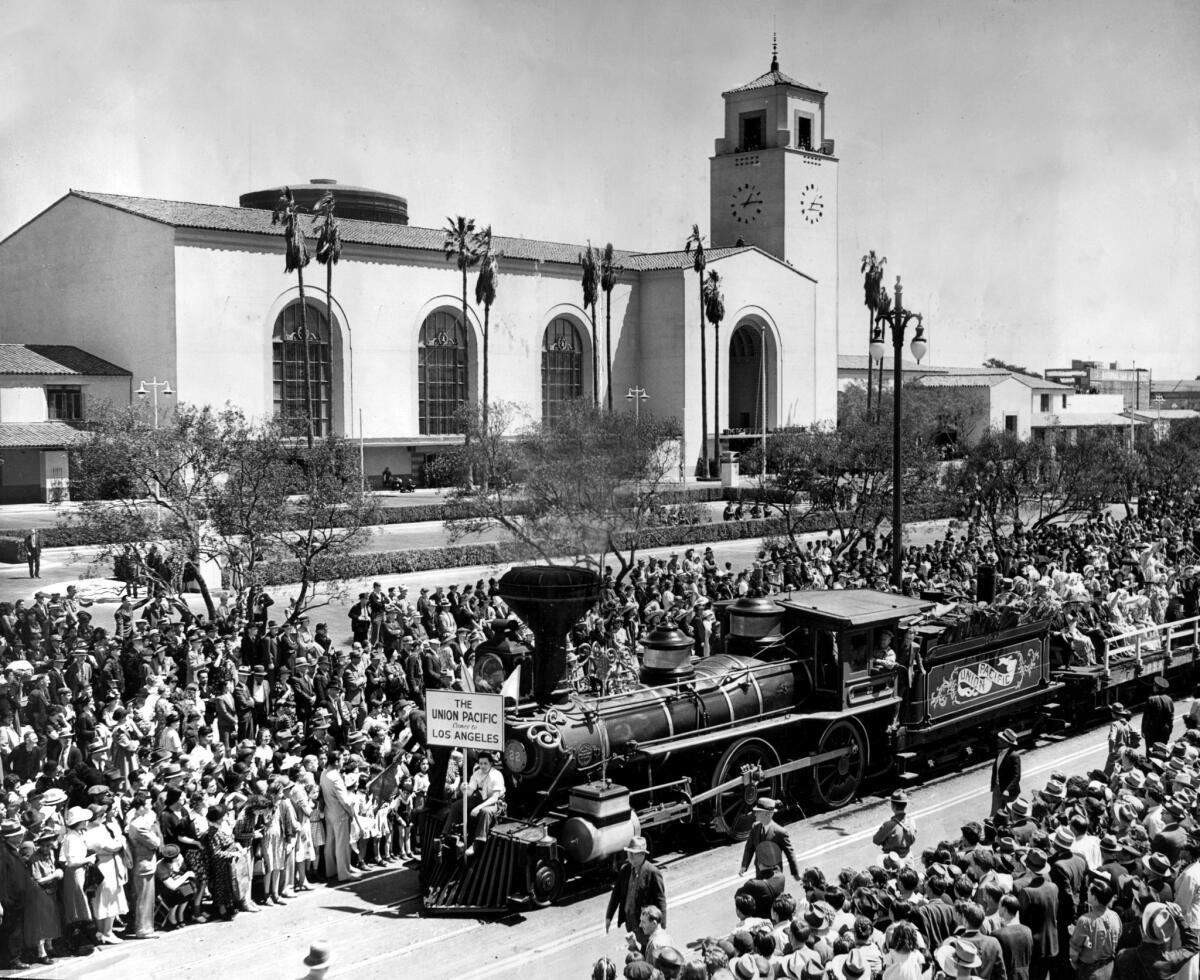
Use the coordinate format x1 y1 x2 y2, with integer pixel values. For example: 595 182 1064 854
505 739 530 774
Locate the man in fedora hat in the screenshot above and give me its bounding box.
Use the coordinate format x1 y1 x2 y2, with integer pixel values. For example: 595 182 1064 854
1015 848 1059 980
1144 676 1176 750
739 797 799 915
991 728 1022 816
605 836 666 951
299 939 332 980
1115 902 1199 979
1105 702 1136 776
873 789 917 858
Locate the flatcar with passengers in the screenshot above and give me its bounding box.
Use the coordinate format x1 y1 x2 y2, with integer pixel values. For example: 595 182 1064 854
418 565 1200 914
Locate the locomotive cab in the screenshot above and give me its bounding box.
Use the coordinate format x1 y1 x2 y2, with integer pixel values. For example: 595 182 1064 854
776 591 935 713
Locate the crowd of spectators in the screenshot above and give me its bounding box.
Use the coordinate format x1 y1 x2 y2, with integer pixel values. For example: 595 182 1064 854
0 491 1196 972
594 701 1200 980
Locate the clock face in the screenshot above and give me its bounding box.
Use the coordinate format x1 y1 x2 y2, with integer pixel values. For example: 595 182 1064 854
800 182 824 224
729 183 764 224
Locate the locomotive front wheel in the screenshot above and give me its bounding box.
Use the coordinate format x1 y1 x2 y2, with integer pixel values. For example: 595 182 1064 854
527 858 565 907
708 737 782 841
805 720 866 811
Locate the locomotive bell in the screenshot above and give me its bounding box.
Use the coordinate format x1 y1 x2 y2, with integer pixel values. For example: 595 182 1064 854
724 595 783 656
639 624 695 683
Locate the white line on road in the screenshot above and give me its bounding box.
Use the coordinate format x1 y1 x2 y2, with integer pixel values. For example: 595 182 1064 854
340 737 1107 980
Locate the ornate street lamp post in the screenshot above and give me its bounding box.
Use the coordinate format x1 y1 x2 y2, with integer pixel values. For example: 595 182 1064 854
869 276 928 589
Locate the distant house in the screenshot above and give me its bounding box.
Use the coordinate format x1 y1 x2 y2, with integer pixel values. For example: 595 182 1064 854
0 345 131 502
1152 379 1200 412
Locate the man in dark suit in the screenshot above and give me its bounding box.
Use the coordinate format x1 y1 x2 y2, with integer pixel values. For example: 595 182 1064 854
1048 825 1088 973
991 728 1021 815
739 797 799 915
1143 675 1175 748
24 529 41 579
994 894 1033 980
605 836 666 950
1016 848 1058 980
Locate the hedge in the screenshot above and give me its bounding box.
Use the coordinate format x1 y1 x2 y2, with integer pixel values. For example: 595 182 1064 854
242 500 958 587
1 492 954 553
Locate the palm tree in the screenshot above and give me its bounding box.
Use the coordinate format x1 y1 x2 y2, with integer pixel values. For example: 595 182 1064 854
600 243 619 412
579 242 600 407
861 250 887 417
271 187 314 448
703 269 725 475
685 224 709 477
443 216 480 427
314 192 342 436
474 225 499 434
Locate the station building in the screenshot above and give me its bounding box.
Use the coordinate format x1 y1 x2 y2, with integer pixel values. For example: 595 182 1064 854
0 52 841 483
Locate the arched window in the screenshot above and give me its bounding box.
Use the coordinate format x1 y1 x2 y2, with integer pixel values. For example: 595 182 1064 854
272 301 332 436
541 317 584 425
418 310 469 435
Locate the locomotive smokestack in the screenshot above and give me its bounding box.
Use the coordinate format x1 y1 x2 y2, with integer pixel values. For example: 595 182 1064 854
497 566 602 705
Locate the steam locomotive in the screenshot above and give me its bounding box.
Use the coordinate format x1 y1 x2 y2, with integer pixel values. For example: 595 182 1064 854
418 565 1200 915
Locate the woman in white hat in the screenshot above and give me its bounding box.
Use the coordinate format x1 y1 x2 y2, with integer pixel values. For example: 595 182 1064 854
59 806 96 945
85 799 128 944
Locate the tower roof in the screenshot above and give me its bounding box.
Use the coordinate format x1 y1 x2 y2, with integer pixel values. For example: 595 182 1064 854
723 38 826 97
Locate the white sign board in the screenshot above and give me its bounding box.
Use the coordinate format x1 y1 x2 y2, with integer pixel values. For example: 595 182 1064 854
425 690 505 751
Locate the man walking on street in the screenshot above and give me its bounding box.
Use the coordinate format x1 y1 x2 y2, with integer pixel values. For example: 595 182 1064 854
605 837 666 950
1144 676 1176 749
739 797 799 915
24 529 40 579
873 789 917 858
991 728 1021 816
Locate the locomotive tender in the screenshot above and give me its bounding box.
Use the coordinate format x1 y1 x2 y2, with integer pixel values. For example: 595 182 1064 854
419 565 1200 914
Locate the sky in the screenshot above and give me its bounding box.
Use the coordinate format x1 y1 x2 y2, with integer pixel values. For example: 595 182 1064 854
2 0 1198 379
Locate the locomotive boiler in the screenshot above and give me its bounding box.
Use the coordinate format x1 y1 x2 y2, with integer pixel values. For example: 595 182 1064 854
419 564 1200 915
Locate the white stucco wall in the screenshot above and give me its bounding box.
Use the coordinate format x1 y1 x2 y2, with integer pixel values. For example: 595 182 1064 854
0 196 176 394
0 387 48 423
172 232 639 440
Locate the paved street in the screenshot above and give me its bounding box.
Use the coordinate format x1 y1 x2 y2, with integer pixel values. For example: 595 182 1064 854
15 697 1142 980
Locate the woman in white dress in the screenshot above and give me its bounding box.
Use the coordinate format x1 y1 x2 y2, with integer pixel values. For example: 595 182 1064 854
59 807 95 947
85 805 129 943
287 769 317 891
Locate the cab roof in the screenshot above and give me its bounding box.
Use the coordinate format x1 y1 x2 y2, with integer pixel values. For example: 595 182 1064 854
778 590 934 628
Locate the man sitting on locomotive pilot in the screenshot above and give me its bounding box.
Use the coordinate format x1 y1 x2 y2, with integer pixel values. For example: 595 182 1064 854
463 750 505 856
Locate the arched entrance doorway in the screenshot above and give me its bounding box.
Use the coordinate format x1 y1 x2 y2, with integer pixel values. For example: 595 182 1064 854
727 320 777 432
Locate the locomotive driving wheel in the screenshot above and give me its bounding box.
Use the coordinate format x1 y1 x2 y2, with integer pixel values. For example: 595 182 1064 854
805 720 866 811
707 737 782 841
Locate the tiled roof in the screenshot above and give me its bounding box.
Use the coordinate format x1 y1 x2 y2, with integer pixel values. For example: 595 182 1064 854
0 346 78 375
723 67 826 96
624 246 754 271
72 191 650 269
916 370 1069 390
837 355 943 373
1126 409 1200 421
0 422 86 448
25 345 130 376
0 344 128 377
1031 412 1141 428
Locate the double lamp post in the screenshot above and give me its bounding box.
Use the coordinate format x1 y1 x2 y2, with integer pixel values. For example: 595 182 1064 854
868 276 929 589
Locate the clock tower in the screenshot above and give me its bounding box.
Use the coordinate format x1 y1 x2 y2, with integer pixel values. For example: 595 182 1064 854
710 41 839 353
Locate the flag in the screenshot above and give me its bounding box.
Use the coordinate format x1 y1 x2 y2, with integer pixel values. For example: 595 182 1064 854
459 657 475 694
500 663 521 705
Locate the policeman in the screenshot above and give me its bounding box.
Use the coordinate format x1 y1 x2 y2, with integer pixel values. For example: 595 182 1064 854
739 797 799 915
872 789 917 857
